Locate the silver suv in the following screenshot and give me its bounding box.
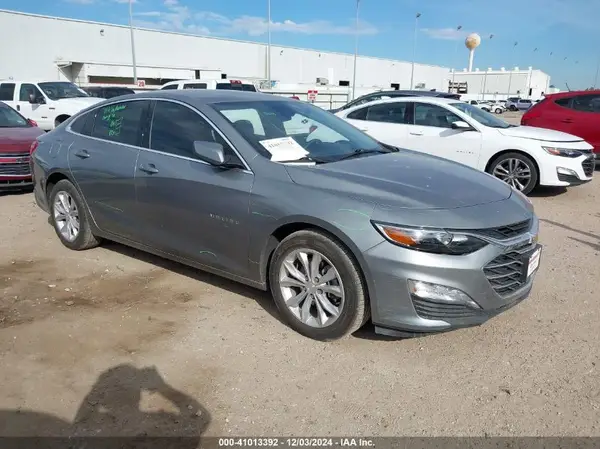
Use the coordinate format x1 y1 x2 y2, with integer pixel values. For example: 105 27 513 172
506 97 532 111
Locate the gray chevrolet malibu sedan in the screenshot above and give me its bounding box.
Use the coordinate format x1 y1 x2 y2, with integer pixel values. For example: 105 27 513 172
31 90 542 341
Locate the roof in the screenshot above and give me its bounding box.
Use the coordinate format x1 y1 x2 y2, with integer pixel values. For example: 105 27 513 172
338 96 463 114
544 89 600 98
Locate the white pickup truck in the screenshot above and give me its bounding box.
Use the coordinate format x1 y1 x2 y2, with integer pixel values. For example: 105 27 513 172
0 80 103 131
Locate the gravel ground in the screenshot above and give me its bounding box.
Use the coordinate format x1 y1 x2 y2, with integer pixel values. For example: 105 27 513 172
1 112 599 438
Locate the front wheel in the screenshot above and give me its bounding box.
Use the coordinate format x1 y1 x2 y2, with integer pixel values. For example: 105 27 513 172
268 230 369 341
488 152 539 195
495 108 503 114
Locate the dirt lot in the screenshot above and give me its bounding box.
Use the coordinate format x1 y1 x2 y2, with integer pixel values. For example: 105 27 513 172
1 112 599 438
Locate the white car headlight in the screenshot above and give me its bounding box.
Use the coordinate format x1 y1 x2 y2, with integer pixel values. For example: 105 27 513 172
542 146 585 158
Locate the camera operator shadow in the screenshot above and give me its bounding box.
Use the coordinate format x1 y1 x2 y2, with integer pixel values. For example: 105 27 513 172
0 363 211 447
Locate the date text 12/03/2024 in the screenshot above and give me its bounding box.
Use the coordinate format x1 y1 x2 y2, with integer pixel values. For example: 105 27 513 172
217 438 375 447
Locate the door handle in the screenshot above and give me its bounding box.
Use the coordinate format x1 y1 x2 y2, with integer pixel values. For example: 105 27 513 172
74 149 90 159
410 131 424 136
561 118 573 123
16 105 20 111
139 163 159 174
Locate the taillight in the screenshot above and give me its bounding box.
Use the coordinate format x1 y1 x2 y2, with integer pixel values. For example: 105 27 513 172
230 80 242 84
29 140 39 155
28 119 38 127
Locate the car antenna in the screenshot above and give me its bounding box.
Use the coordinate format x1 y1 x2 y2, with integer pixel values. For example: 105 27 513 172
565 82 571 92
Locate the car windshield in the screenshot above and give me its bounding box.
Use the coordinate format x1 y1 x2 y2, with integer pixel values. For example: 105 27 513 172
0 105 29 128
38 82 89 100
450 102 512 129
212 100 389 163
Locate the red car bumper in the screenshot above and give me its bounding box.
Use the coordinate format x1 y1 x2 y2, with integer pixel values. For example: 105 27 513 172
0 154 33 191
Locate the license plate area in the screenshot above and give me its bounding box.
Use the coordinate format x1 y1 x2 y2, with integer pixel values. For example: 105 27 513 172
521 245 542 280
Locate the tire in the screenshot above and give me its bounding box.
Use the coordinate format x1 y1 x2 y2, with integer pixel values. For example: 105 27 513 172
509 106 517 112
488 152 539 195
49 179 101 250
495 108 503 114
268 230 369 341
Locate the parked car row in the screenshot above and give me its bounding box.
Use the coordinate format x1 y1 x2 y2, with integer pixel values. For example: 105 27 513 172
1 81 596 343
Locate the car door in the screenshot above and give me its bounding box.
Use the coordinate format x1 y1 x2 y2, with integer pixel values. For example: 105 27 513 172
134 99 254 278
16 83 53 129
343 102 410 147
404 102 482 168
68 99 151 240
564 94 600 151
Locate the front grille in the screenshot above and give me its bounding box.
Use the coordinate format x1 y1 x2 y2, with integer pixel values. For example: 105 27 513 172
412 296 482 321
467 219 531 240
582 156 594 177
0 163 30 176
0 152 29 158
483 242 536 298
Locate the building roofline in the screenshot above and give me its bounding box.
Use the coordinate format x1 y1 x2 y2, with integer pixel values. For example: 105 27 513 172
0 9 449 70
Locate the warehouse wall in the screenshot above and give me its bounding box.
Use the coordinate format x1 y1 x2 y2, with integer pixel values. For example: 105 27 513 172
0 10 450 90
452 69 551 99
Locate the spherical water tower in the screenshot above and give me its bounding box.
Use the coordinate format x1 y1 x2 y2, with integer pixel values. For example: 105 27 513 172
465 33 481 72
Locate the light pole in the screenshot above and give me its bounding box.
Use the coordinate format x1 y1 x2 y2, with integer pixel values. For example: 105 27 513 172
410 12 421 90
481 34 493 100
527 47 538 98
352 0 360 100
594 55 600 88
128 0 138 85
267 0 272 88
451 25 463 89
507 41 518 97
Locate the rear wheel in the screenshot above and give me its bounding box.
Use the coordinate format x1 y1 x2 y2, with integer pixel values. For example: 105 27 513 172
488 152 538 195
49 179 101 250
268 230 369 341
495 108 503 114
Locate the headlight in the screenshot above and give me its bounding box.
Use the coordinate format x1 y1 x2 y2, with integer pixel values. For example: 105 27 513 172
542 146 583 158
373 223 488 255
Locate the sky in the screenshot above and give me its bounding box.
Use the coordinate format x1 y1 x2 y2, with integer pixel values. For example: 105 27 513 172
2 0 599 89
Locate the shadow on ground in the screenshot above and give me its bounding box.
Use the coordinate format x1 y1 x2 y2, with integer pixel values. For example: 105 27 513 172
0 364 210 448
529 186 568 198
102 241 284 326
541 218 600 252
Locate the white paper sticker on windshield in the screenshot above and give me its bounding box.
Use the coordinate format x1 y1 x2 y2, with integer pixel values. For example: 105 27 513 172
259 137 309 162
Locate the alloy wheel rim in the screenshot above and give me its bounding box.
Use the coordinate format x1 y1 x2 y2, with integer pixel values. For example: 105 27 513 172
53 191 80 242
493 158 532 191
278 249 345 328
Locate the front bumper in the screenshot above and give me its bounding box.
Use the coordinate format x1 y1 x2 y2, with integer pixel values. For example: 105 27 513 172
364 217 541 336
539 154 594 187
0 177 33 191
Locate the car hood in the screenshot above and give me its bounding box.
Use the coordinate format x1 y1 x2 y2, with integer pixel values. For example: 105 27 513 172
284 150 512 211
0 126 45 147
498 125 584 142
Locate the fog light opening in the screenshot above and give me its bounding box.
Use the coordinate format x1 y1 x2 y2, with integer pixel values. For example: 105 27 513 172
408 280 481 309
556 167 577 176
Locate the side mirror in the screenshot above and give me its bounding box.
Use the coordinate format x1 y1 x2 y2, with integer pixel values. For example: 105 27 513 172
451 121 473 131
28 94 36 104
193 141 243 169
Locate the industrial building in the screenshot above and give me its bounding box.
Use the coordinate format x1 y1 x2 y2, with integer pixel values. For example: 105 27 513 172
0 10 450 94
449 67 554 101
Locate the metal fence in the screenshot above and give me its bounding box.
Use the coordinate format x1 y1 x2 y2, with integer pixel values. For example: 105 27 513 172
262 91 350 110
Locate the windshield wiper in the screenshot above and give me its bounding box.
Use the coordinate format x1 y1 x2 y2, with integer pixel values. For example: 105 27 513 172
333 148 388 162
276 155 329 164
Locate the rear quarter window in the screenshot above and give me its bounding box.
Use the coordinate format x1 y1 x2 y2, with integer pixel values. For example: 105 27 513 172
554 97 572 108
0 83 16 101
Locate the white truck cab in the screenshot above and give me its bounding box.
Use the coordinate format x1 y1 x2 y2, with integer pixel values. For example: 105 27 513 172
160 78 259 92
0 80 103 131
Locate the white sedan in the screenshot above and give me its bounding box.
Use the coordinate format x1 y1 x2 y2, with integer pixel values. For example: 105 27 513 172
335 97 594 194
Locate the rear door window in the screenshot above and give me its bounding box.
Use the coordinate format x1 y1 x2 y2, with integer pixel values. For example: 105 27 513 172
571 94 600 113
161 84 178 90
364 103 409 124
554 97 572 108
183 83 208 89
91 100 150 146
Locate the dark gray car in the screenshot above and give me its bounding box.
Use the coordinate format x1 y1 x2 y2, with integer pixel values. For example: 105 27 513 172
31 90 542 341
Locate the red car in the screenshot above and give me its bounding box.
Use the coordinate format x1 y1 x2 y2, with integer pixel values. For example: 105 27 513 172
0 101 45 191
521 90 600 160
